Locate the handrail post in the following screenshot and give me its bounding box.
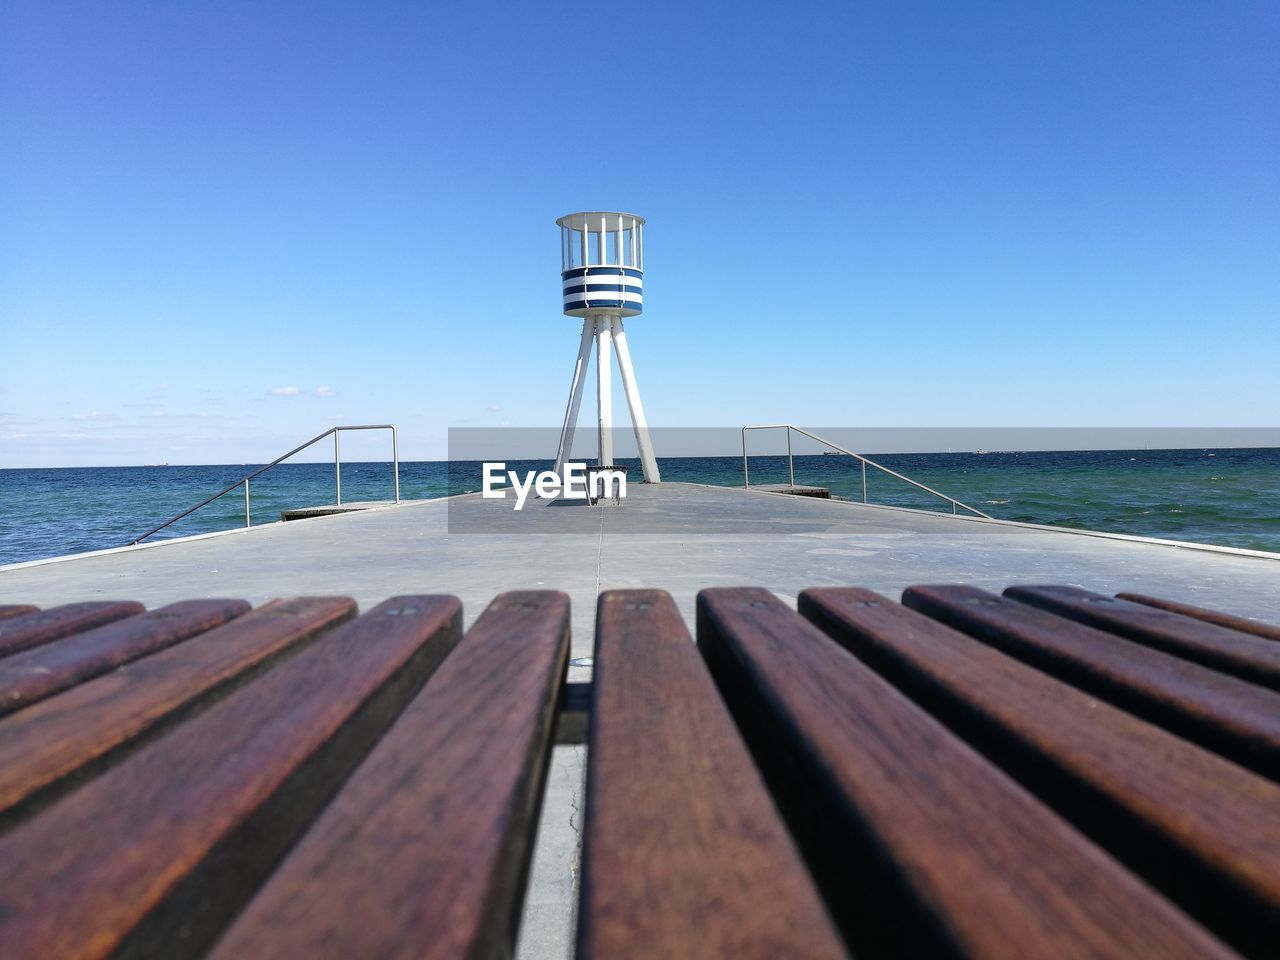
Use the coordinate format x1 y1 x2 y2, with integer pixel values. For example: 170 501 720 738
741 427 750 488
334 430 342 505
861 460 867 503
391 426 400 503
244 479 250 527
786 427 794 487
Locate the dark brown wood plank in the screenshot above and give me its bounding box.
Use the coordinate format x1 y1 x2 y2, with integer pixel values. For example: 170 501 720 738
0 596 354 825
0 605 39 622
903 584 1280 781
1117 592 1280 643
0 601 145 658
698 587 1234 960
800 587 1280 958
577 589 846 959
0 598 251 718
208 591 567 960
1006 585 1280 690
0 594 460 960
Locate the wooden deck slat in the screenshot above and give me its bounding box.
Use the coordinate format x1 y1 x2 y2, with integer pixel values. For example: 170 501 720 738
0 596 355 825
698 587 1234 960
800 587 1280 958
902 585 1280 781
0 605 39 622
0 595 461 960
207 591 568 960
578 589 846 959
1006 585 1280 690
1116 592 1280 643
0 601 145 658
0 599 251 718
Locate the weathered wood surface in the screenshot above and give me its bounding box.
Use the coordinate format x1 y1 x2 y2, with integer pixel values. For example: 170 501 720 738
0 604 39 622
208 591 568 960
0 598 250 718
1007 585 1280 691
800 586 1280 957
1117 592 1280 643
0 595 461 960
0 596 355 824
903 584 1280 781
578 589 845 959
699 587 1233 960
0 601 145 659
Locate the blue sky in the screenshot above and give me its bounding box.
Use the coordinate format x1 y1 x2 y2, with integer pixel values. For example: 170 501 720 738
2 1 1276 466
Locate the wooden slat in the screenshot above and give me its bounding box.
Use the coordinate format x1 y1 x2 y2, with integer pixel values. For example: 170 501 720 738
0 598 251 718
903 585 1280 781
0 605 39 622
1006 585 1280 690
0 601 145 658
578 590 846 959
0 596 354 825
0 595 461 960
800 587 1280 958
1117 592 1280 643
208 591 568 960
698 587 1234 960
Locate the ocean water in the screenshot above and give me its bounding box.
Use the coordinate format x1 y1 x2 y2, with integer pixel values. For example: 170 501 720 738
1 448 1277 566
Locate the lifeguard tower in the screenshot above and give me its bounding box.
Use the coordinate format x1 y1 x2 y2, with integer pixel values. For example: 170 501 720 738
552 211 660 483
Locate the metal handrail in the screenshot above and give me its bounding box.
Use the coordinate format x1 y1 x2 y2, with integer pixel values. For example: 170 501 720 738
130 424 400 545
741 424 992 519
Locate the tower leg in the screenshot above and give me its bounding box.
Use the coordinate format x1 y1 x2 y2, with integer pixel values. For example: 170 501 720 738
596 318 614 465
611 316 661 482
553 317 595 476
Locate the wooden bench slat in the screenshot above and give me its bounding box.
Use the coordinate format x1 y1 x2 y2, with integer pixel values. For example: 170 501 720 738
0 601 145 658
903 584 1280 781
0 595 461 960
0 605 39 622
0 596 354 826
207 591 568 960
578 589 846 959
1006 585 1280 690
800 587 1280 958
1116 592 1280 643
0 599 251 718
698 587 1233 960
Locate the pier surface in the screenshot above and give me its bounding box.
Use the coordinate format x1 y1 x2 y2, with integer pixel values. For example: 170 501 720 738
2 481 1277 958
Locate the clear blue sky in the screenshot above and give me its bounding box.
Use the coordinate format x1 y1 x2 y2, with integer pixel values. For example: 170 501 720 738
2 1 1276 466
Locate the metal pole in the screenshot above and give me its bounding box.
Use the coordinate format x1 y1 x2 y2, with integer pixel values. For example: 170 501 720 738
862 460 868 503
742 428 749 488
787 427 794 487
610 316 660 482
596 318 614 466
244 479 251 527
334 431 342 505
554 317 596 477
391 426 400 503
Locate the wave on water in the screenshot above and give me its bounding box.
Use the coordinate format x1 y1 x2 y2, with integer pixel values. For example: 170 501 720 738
2 447 1278 565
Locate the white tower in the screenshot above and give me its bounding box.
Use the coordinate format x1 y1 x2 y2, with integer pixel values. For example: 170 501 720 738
553 211 660 482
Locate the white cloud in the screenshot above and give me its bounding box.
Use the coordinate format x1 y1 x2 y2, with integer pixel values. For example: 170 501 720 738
72 411 115 421
315 386 337 397
486 404 501 412
268 386 301 397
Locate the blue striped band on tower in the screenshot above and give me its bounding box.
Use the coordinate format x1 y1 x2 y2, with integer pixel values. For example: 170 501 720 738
562 266 643 317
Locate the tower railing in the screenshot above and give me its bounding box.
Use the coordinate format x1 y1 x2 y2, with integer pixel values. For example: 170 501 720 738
741 424 992 519
129 424 400 545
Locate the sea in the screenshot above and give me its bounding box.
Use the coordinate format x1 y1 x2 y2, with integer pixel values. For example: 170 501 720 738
1 448 1278 567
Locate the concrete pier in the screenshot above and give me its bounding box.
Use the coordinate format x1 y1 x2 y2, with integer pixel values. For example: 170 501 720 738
3 481 1277 958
